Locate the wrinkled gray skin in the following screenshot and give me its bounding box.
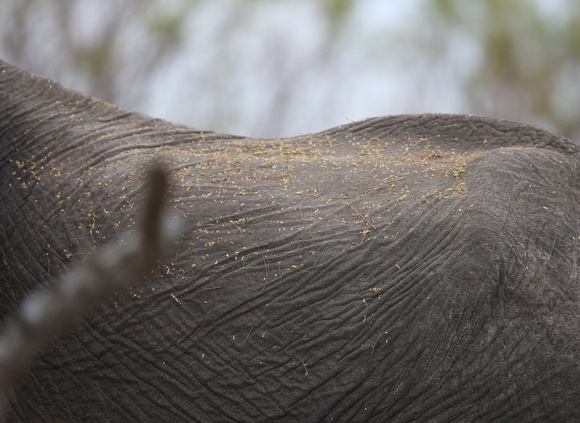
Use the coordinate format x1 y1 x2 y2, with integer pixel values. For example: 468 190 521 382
2 60 580 422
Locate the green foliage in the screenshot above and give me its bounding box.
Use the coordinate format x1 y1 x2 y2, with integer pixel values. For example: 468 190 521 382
75 41 114 79
0 0 189 107
140 3 189 44
323 0 354 24
430 0 580 139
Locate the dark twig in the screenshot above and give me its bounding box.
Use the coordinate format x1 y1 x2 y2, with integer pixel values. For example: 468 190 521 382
341 200 376 230
261 253 269 291
0 164 181 417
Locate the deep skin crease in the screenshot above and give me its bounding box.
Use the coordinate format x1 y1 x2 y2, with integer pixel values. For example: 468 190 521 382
1 59 580 422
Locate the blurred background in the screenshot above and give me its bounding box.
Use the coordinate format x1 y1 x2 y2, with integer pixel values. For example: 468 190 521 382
1 0 579 140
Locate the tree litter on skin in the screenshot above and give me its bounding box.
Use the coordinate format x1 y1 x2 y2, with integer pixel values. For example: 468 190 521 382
5 57 579 420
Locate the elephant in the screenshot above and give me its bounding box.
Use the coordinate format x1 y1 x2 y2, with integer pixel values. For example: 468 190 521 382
1 59 580 422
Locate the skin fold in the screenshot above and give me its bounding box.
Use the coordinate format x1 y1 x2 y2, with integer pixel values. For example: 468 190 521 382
1 60 580 422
